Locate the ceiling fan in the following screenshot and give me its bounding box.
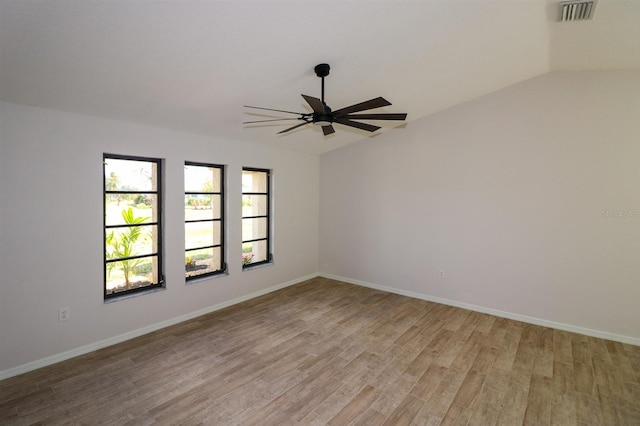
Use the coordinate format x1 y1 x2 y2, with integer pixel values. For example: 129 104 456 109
243 64 407 136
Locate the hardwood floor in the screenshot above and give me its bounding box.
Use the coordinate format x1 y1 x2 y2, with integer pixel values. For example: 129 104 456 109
1 277 639 425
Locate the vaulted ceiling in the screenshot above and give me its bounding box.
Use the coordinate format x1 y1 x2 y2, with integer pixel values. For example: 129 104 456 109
1 0 638 154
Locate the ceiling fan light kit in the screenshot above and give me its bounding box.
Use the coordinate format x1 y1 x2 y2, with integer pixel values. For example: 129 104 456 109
244 63 407 136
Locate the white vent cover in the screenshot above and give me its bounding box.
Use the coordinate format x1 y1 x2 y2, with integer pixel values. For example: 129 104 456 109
560 1 596 21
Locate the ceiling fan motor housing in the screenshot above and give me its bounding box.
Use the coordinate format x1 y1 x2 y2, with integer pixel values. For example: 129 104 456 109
314 104 332 126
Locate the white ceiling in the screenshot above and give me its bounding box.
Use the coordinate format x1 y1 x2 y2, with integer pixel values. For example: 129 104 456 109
1 0 638 155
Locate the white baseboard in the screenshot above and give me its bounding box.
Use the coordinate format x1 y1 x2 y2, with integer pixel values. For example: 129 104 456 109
0 273 318 381
319 273 640 347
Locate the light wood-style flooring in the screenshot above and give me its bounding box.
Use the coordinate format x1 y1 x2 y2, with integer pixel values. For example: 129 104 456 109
1 277 639 425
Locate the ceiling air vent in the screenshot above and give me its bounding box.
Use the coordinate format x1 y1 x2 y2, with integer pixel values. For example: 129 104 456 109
559 0 596 22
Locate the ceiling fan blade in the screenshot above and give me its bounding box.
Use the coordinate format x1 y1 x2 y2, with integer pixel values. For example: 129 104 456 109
277 121 311 134
301 94 326 114
332 97 392 116
334 118 381 132
322 125 335 136
243 118 300 124
342 113 407 121
244 105 304 115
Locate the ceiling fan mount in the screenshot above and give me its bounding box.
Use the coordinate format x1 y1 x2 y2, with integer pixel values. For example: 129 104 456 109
314 63 330 78
244 63 407 136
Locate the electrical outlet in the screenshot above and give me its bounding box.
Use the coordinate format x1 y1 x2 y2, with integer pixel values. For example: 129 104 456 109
439 269 445 279
59 307 70 322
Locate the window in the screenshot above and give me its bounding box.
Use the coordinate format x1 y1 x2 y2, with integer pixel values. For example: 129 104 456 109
104 154 163 298
242 168 272 268
184 162 226 279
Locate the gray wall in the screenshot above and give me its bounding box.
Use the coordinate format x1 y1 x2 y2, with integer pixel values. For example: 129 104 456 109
0 102 319 374
320 71 640 342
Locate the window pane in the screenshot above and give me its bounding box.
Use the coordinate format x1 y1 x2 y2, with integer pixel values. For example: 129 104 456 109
106 255 158 295
105 196 157 226
185 220 220 250
242 217 267 241
242 170 268 193
185 165 221 193
243 240 268 264
242 242 253 253
184 162 225 280
184 194 221 221
185 247 222 278
105 158 157 191
242 194 267 217
242 167 270 269
104 155 162 299
105 224 157 258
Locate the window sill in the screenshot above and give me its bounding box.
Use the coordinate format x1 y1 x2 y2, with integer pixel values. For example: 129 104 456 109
186 271 229 285
104 285 166 303
242 261 273 272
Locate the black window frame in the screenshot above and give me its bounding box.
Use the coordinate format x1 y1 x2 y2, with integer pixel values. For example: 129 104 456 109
242 167 273 269
103 153 164 299
184 161 227 280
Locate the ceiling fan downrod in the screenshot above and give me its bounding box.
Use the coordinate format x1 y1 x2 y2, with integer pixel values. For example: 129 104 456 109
314 63 330 105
